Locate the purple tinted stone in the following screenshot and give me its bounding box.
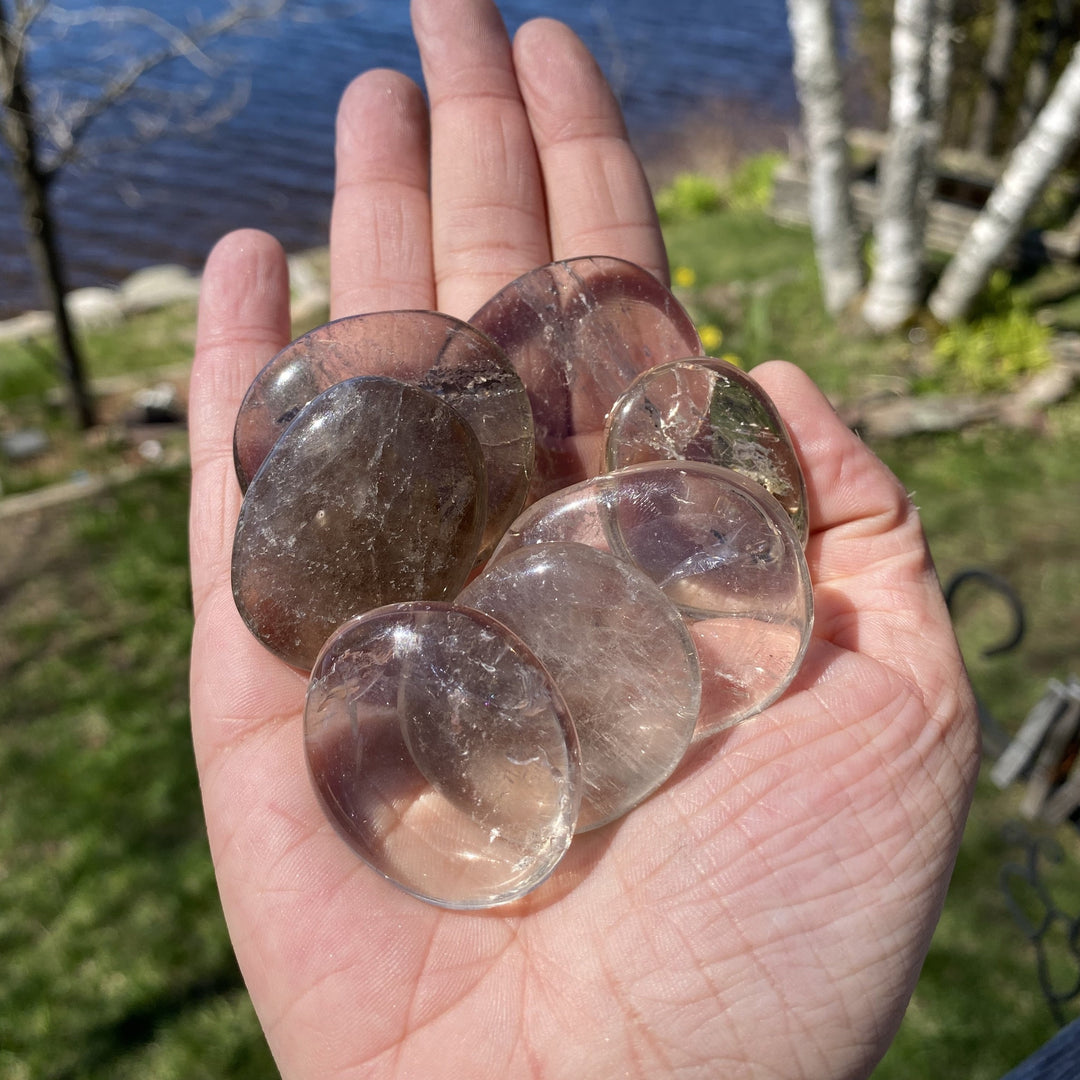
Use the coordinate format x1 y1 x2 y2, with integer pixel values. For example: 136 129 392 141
469 256 701 498
459 542 701 831
305 602 580 908
604 357 809 544
232 377 485 670
233 310 533 558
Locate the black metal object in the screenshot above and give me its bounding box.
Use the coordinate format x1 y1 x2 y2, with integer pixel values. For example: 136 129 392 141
944 568 1026 759
1000 823 1080 1028
945 569 1080 1025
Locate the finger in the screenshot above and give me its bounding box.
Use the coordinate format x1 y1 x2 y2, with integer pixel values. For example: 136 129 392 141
412 0 550 318
750 361 965 696
749 361 915 551
189 230 304 768
513 18 668 283
330 69 435 318
189 228 292 619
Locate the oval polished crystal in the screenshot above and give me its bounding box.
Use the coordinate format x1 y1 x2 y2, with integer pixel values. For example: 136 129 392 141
459 542 701 831
489 461 813 736
305 603 581 909
233 310 533 558
233 377 486 670
603 357 808 544
469 256 701 497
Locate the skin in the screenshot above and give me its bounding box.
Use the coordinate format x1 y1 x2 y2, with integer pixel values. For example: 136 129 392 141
187 1 981 1077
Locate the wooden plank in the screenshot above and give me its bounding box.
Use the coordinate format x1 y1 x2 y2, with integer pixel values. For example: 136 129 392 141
1038 679 1080 826
1020 682 1080 820
992 679 1073 788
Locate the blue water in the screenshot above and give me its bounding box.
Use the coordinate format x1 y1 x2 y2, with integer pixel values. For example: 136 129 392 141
0 0 816 317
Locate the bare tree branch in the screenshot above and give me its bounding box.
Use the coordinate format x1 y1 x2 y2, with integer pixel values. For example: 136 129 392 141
0 0 291 428
35 0 285 173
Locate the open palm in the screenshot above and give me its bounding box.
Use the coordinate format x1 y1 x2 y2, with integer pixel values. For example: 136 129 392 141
188 2 979 1076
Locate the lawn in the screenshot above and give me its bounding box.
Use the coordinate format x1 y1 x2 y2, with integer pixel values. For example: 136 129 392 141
1 190 1079 1078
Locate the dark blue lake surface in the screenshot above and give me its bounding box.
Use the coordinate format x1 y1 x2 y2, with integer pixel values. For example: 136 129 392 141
0 0 825 317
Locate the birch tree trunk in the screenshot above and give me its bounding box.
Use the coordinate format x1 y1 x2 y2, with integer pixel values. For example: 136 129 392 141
862 0 942 332
968 0 1021 157
930 41 1080 323
785 0 864 314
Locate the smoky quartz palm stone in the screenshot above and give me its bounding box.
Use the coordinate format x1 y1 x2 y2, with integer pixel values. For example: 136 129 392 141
233 310 533 559
470 256 701 497
232 376 486 670
305 602 580 909
604 357 809 544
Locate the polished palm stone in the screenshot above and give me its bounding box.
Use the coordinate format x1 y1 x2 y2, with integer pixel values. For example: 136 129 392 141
489 461 813 736
233 377 486 670
469 256 701 497
459 542 701 831
305 603 581 908
604 357 809 544
233 310 533 558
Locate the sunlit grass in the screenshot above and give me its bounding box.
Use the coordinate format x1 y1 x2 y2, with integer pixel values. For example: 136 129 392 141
0 471 277 1079
1 194 1079 1078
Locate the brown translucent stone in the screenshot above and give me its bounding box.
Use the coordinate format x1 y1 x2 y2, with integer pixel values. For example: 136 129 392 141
469 256 701 498
459 542 701 831
604 358 809 544
489 462 813 736
305 603 580 908
233 310 533 558
232 377 486 670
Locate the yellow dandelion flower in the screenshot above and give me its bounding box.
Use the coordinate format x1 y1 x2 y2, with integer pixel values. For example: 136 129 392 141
673 265 696 289
721 352 744 369
698 324 723 352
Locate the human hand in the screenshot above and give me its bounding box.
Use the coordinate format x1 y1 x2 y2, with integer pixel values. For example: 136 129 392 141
188 1 980 1077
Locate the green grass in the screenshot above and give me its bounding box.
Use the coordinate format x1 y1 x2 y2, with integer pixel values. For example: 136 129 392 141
0 303 200 497
0 471 276 1079
658 196 1080 1074
0 302 199 404
665 208 911 397
1 192 1080 1078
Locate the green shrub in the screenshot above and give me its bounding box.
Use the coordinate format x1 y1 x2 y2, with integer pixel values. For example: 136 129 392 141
725 151 784 211
655 172 723 223
932 272 1053 393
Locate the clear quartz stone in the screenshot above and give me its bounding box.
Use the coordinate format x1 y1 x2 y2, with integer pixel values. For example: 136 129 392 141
305 602 581 908
489 461 813 737
460 541 702 830
469 256 701 498
603 357 808 544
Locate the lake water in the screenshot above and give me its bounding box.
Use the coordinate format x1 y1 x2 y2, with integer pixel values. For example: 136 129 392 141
0 0 843 317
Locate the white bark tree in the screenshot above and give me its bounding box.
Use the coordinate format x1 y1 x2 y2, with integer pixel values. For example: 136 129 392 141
862 0 953 332
930 39 1080 322
789 0 1080 327
785 0 864 314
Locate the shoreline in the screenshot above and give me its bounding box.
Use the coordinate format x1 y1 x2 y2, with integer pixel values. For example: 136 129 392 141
0 247 333 344
0 95 795 326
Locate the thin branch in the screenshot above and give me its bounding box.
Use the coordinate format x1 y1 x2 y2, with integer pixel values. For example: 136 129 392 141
35 0 285 175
